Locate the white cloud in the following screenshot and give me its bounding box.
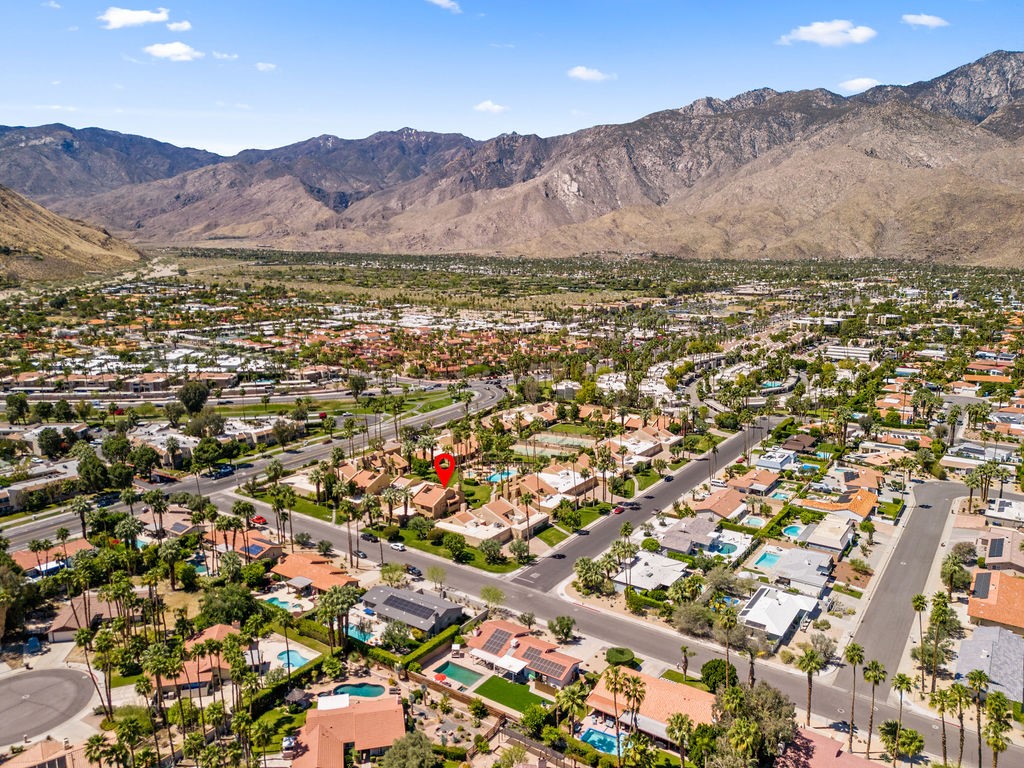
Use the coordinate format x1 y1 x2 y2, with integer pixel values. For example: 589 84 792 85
35 104 77 112
167 20 191 31
42 1 61 9
902 13 949 29
567 65 614 82
143 41 204 61
255 62 276 72
98 7 170 30
778 19 877 47
426 0 461 13
212 51 238 60
838 77 881 93
473 99 508 114
51 80 61 86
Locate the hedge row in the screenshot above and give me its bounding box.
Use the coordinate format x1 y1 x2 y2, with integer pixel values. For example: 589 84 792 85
404 622 461 667
248 656 326 719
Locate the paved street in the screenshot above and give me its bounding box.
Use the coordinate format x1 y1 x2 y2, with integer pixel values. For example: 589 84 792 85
852 481 964 691
510 421 767 591
2 381 503 551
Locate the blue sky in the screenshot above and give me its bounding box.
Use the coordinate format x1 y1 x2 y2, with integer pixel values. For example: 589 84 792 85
3 1 1023 154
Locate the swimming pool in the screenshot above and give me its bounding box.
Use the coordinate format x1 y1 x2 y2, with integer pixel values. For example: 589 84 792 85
581 729 622 755
770 491 789 500
434 661 483 687
334 683 385 698
744 516 765 528
487 470 517 483
278 650 311 671
346 627 373 642
783 525 804 538
710 542 737 555
265 596 298 611
754 551 781 568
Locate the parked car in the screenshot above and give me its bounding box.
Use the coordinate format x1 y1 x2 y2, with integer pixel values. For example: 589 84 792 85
390 542 406 551
360 532 379 542
251 515 267 525
405 565 422 577
663 476 673 482
355 550 368 559
612 506 625 514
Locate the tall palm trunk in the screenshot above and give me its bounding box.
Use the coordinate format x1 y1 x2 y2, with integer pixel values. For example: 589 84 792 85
867 685 877 758
957 709 965 768
848 671 857 753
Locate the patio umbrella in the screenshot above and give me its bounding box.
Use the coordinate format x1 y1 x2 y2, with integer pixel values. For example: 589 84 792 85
434 673 447 682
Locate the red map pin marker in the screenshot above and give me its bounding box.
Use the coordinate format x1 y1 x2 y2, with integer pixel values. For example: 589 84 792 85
434 452 456 488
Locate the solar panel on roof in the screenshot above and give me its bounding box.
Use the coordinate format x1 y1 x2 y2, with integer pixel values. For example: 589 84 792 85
244 544 263 555
170 522 188 532
974 571 992 599
382 595 436 620
530 657 568 677
521 647 542 661
482 629 511 655
989 538 1005 558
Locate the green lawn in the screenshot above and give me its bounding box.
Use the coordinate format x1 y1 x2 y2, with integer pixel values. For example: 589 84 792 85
370 528 519 574
878 500 904 518
832 583 863 599
253 707 307 752
661 669 711 692
618 479 636 498
536 525 569 546
462 482 492 509
669 460 688 470
254 491 334 523
635 470 660 492
577 504 608 527
111 672 144 688
474 675 547 712
551 423 597 436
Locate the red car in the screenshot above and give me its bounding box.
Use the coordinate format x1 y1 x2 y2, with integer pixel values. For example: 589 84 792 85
613 506 625 514
251 515 267 525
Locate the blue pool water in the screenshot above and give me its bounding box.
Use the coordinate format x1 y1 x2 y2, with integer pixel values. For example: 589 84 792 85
334 683 385 698
770 491 788 500
783 525 804 537
744 516 765 528
434 661 483 687
266 597 298 611
754 552 781 568
278 650 311 671
487 470 517 483
761 381 783 389
581 729 623 755
346 627 373 642
710 542 737 555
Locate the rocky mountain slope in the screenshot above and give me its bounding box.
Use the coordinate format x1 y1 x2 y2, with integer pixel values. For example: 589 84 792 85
3 50 1024 263
0 184 140 281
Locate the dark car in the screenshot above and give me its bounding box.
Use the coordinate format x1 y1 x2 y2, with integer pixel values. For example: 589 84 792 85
355 550 368 559
361 532 379 542
551 553 566 559
643 494 655 500
663 476 673 482
406 565 423 577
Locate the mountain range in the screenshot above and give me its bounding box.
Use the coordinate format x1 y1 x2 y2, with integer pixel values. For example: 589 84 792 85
3 50 1024 264
0 184 139 282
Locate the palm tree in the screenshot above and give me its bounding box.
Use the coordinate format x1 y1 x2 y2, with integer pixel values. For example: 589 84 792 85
930 688 951 768
796 648 825 728
679 644 692 682
949 682 971 768
604 665 626 768
116 716 143 768
555 681 588 735
623 674 646 735
717 605 739 674
891 673 914 766
665 712 693 768
984 691 1012 768
250 719 273 768
75 628 111 718
863 660 887 759
728 717 762 765
964 470 981 512
120 487 140 515
84 734 110 768
843 642 864 753
967 668 990 768
911 593 928 695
